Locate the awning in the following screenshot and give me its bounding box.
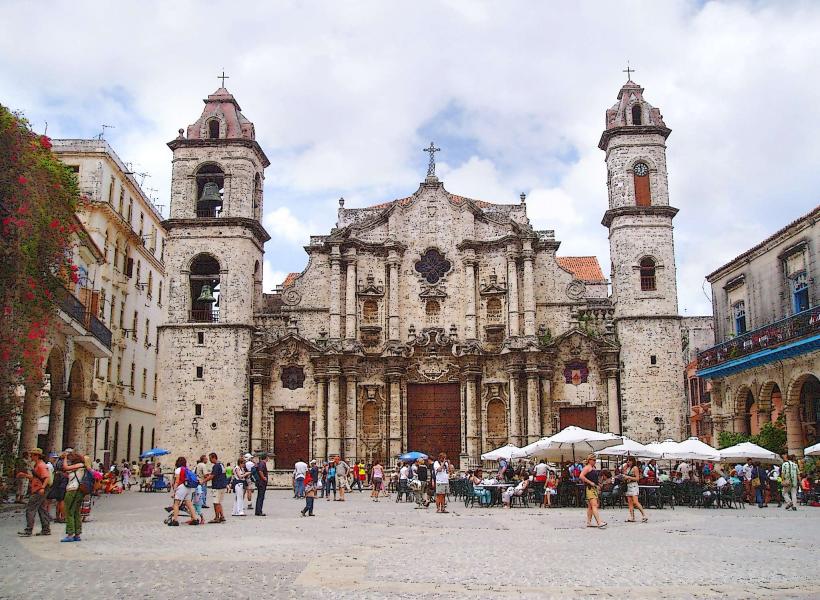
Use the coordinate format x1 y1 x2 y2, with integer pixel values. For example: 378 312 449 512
697 334 820 379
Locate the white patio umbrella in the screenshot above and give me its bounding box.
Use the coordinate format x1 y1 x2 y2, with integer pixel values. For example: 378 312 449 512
665 437 721 462
517 436 571 462
480 443 522 462
804 442 820 457
719 442 783 464
523 426 621 461
644 439 682 459
596 437 662 459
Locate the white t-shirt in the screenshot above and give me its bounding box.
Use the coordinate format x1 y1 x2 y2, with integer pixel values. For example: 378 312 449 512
742 464 754 481
294 461 308 479
715 476 728 488
433 461 450 484
534 463 548 477
677 462 691 478
399 465 409 480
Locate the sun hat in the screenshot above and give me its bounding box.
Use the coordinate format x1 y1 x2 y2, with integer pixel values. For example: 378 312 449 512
243 453 253 460
29 448 43 456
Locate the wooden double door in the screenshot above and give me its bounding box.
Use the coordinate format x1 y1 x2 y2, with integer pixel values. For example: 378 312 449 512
559 407 598 431
274 411 310 469
406 383 461 461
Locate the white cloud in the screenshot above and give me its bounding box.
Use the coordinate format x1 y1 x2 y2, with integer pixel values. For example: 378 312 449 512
3 1 820 317
262 261 287 294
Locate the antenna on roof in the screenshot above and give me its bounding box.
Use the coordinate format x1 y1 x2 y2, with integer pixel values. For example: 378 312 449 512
136 172 150 187
44 121 48 136
97 124 115 140
124 161 134 175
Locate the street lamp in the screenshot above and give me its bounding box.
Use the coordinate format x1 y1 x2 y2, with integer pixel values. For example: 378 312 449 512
85 404 113 461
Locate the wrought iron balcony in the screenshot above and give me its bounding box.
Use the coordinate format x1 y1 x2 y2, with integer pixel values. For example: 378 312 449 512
698 305 820 371
189 308 220 323
54 284 113 352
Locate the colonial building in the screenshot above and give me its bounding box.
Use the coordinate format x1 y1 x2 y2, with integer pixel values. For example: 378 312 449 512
47 140 168 462
697 205 819 456
157 79 689 468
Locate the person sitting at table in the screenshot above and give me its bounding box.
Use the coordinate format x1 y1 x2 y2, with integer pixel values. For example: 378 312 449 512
534 460 548 485
702 475 719 507
502 476 530 508
469 469 491 506
658 469 671 483
542 470 558 508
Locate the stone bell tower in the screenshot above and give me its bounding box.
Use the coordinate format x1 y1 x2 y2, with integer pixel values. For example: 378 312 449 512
599 78 685 441
156 85 270 461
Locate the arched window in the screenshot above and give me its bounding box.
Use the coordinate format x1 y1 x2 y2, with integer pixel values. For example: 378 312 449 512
208 119 220 139
147 271 153 298
639 258 656 291
151 428 155 449
190 254 220 322
633 162 651 206
486 398 507 447
733 301 747 335
113 240 120 272
362 299 379 324
631 104 642 125
112 421 119 461
425 299 441 324
126 423 132 462
139 425 145 456
486 298 502 323
195 164 225 217
744 390 755 436
253 173 261 213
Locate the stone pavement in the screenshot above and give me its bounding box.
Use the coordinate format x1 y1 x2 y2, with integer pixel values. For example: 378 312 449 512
0 489 818 599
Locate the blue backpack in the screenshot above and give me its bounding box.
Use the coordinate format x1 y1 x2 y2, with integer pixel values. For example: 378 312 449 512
183 466 199 488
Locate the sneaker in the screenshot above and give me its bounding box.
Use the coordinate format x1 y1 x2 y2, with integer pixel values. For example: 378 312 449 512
35 531 51 536
17 531 32 537
791 506 797 511
60 536 76 543
168 520 180 526
73 535 81 542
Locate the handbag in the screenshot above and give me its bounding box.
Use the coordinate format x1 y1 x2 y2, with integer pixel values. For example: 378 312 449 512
751 477 761 488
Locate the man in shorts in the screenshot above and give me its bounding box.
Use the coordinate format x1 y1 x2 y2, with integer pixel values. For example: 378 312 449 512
433 452 451 513
195 455 211 508
204 453 227 523
335 456 350 501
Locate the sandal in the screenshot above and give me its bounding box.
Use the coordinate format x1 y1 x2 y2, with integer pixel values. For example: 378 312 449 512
625 519 636 522
641 517 648 523
598 523 608 529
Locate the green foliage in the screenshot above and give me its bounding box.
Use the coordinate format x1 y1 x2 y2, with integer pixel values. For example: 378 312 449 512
754 422 787 456
539 328 552 347
802 457 816 476
718 430 749 449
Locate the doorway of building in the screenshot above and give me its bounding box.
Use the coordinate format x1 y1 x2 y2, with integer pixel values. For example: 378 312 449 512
273 411 309 469
406 383 461 461
559 407 598 431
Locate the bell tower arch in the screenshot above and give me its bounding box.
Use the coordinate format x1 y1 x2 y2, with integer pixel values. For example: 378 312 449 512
157 84 270 462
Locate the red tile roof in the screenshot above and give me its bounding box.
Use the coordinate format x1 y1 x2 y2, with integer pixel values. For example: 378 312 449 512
556 257 606 282
281 272 300 288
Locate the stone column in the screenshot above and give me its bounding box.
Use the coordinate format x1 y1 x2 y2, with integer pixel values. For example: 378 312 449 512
344 372 357 462
785 403 804 456
388 374 402 460
329 246 342 338
20 385 39 453
540 372 553 435
506 248 520 337
522 244 536 337
606 370 620 434
314 376 327 461
463 253 477 340
387 252 400 341
251 381 263 451
327 369 342 457
46 391 65 453
526 368 541 443
507 368 521 446
344 250 357 340
465 372 479 463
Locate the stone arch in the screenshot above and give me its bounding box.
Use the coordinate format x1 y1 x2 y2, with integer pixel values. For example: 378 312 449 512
486 397 508 448
189 253 221 322
784 373 820 451
63 360 85 451
194 162 225 217
207 118 221 139
630 103 643 125
758 380 782 417
733 385 755 435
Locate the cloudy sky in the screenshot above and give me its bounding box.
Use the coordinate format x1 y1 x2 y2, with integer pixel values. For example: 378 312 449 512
3 1 819 315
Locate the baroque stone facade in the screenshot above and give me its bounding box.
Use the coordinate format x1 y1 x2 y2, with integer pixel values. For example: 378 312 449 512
157 79 690 468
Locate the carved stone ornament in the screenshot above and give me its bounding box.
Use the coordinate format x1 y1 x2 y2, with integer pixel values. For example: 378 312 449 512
281 365 305 390
566 280 586 300
280 340 299 359
414 248 452 284
563 361 590 385
409 358 458 382
282 288 302 306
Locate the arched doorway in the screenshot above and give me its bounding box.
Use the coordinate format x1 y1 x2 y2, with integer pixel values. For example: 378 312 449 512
734 387 754 435
486 398 507 449
785 374 820 453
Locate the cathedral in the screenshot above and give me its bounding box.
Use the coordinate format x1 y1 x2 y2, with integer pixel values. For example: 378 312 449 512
156 79 685 469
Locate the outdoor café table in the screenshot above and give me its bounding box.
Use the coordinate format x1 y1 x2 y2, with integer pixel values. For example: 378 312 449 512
639 485 663 509
479 483 513 507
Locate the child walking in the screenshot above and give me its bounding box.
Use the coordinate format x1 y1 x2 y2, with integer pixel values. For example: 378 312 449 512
192 484 205 525
300 473 316 517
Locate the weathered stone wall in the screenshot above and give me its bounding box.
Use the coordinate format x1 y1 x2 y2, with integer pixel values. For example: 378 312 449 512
604 132 670 210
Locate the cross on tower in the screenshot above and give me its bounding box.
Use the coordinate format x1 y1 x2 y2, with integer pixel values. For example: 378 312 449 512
622 61 636 82
423 141 441 177
217 70 230 87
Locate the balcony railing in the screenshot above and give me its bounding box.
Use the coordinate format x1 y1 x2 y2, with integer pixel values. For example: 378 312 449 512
196 208 222 218
189 308 220 323
55 285 113 349
698 305 820 369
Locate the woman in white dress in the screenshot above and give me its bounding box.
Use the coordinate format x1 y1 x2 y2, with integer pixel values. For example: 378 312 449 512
622 456 648 523
232 457 248 516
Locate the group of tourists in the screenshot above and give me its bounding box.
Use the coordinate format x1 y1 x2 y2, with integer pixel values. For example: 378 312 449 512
15 447 96 542
165 452 269 526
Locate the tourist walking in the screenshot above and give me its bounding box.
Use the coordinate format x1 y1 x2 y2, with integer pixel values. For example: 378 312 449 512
243 453 256 510
205 453 227 523
325 461 337 500
61 452 88 542
293 458 308 498
336 456 350 501
254 453 269 516
781 453 799 510
195 455 211 508
580 454 606 528
415 458 429 507
433 452 451 513
397 461 410 502
752 461 767 508
622 456 648 523
301 472 317 517
168 457 199 526
370 460 384 501
47 451 68 523
231 456 249 516
16 448 51 537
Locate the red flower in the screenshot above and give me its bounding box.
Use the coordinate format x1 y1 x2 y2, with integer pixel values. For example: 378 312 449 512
24 291 34 301
50 218 60 229
1 349 9 362
3 306 11 316
70 264 78 271
40 135 52 149
17 175 27 184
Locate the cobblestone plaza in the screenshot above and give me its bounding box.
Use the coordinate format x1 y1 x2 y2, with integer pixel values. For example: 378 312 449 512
0 491 817 599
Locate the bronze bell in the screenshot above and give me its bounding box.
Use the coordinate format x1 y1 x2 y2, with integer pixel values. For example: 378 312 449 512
196 284 216 304
198 182 222 208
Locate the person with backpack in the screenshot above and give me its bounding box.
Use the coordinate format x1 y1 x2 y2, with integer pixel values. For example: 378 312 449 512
61 452 89 542
47 451 68 523
16 448 52 537
325 460 337 501
169 457 199 526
